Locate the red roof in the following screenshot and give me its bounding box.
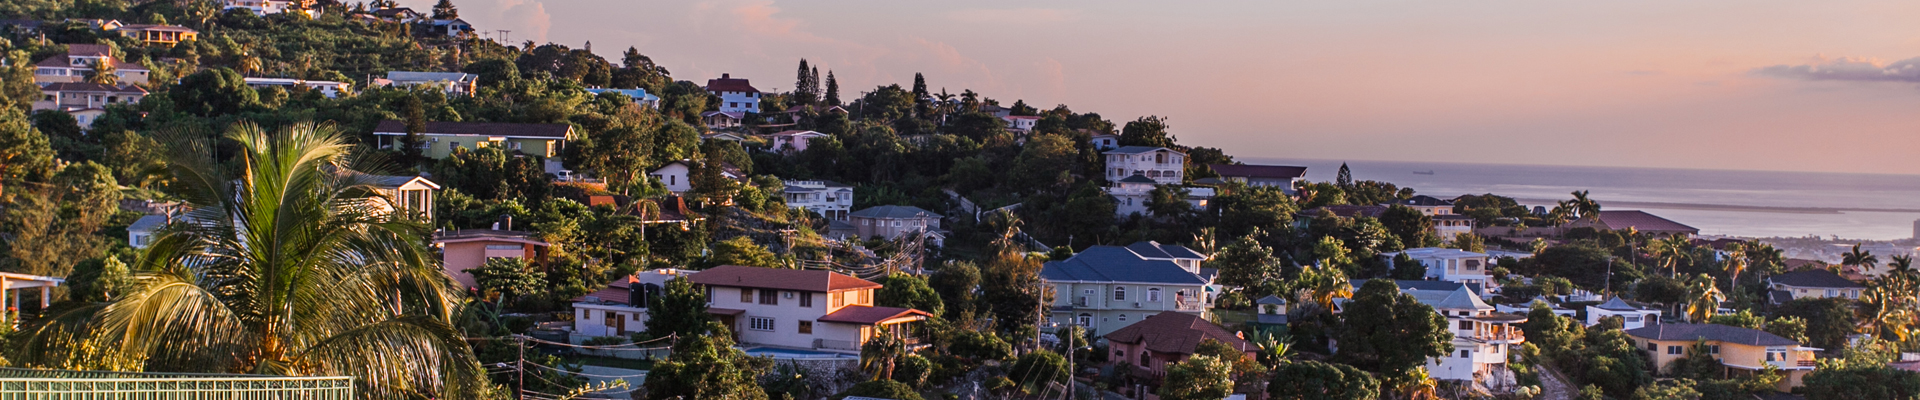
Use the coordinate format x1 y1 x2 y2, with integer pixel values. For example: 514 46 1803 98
1103 312 1254 355
688 265 882 292
1586 210 1698 234
705 73 759 93
818 306 931 325
66 44 110 57
34 55 149 71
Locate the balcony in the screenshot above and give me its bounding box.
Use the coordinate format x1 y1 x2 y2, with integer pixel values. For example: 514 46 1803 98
1174 298 1206 312
1766 360 1819 369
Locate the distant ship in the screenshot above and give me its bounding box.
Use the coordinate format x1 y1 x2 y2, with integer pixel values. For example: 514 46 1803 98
1412 170 1435 175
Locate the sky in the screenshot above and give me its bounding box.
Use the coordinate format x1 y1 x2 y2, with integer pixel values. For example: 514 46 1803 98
397 0 1920 175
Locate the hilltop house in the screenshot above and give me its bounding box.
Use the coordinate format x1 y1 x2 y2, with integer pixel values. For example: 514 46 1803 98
783 180 854 220
1585 297 1663 329
114 24 197 45
688 265 932 352
1105 147 1213 217
1042 242 1214 336
1206 164 1307 192
571 268 697 338
848 205 941 241
1357 280 1526 387
1627 323 1820 391
1090 134 1119 150
1105 312 1256 384
1380 248 1493 287
433 229 550 290
368 7 424 22
1389 195 1457 216
1001 115 1039 133
33 83 146 112
761 130 827 153
1565 210 1699 237
242 78 351 98
371 120 575 174
758 105 847 130
705 73 761 114
585 88 661 108
429 18 472 37
382 71 479 95
701 111 744 129
33 44 149 85
1766 270 1864 304
650 160 743 194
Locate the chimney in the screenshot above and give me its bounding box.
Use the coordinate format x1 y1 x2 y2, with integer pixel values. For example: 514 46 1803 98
721 73 730 79
499 214 513 231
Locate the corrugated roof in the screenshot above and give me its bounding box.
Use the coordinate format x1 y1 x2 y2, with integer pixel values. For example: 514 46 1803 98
371 120 573 139
387 71 477 82
1041 246 1207 285
849 205 940 220
1625 323 1802 347
1104 146 1181 155
818 306 930 325
1767 270 1864 289
1208 164 1307 179
38 82 147 93
1103 312 1253 355
688 265 882 292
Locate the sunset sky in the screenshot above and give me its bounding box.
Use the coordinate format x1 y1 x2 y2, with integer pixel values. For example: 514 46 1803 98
400 0 1920 175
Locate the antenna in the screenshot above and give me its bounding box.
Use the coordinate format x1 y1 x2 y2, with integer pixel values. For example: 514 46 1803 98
497 30 511 44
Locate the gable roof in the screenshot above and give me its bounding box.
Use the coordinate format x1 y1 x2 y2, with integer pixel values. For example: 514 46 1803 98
1407 286 1494 311
705 73 759 93
688 265 882 292
1041 246 1207 285
1124 241 1206 260
386 71 477 82
1594 297 1655 312
1590 210 1698 234
1208 164 1307 180
818 306 931 325
1255 295 1289 305
127 214 167 233
1393 195 1454 207
65 44 111 57
849 205 940 220
38 82 147 94
1768 269 1865 289
1103 312 1253 355
370 120 573 139
1625 323 1802 347
1104 146 1181 155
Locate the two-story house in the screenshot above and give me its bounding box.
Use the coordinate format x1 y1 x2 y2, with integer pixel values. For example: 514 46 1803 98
1206 164 1307 192
1585 297 1663 329
32 83 146 112
1041 242 1214 336
848 205 941 241
1104 312 1255 387
1627 323 1820 391
571 268 697 338
761 130 827 153
783 180 854 220
688 265 932 352
114 24 197 45
1389 195 1457 216
433 229 551 290
1090 134 1119 150
1381 248 1493 287
32 44 150 85
1765 269 1864 305
371 120 575 174
1105 147 1214 217
705 73 760 114
1370 280 1526 386
1001 115 1039 133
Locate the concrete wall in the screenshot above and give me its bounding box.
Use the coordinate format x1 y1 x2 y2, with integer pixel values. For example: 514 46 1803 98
708 286 875 350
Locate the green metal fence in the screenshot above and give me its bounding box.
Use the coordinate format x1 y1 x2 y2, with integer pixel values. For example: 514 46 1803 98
0 368 354 400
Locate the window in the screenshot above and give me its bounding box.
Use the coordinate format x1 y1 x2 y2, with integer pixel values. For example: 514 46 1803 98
799 320 813 334
749 317 775 331
1708 345 1720 355
1827 289 1838 297
831 291 845 308
1118 314 1127 322
604 311 617 327
1147 288 1162 302
759 289 778 305
1646 342 1659 352
1114 287 1127 301
1668 345 1683 355
799 292 812 308
1459 320 1473 330
1625 316 1641 322
1139 351 1150 366
1077 313 1092 326
450 142 460 151
741 288 754 303
1459 350 1470 358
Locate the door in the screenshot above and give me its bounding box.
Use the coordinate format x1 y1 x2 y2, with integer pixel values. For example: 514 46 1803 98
615 314 626 335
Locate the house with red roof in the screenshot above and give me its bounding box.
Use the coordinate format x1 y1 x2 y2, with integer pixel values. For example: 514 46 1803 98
571 268 698 338
1104 312 1255 379
1565 210 1699 237
705 73 761 114
33 44 149 85
688 265 931 352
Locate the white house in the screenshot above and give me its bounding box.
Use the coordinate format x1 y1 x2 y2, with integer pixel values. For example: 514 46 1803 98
650 161 695 193
1765 270 1865 305
782 180 854 220
67 108 106 129
1381 248 1493 287
1389 195 1457 216
1206 164 1307 192
127 214 166 249
430 18 472 37
1359 280 1525 388
242 77 350 98
1104 146 1186 184
689 265 932 352
1109 175 1214 217
1041 242 1215 336
1090 134 1119 150
705 73 760 114
571 268 698 338
1434 215 1476 241
1001 115 1039 132
360 174 440 222
1586 297 1663 329
32 44 149 85
762 130 827 153
383 71 479 95
585 88 660 108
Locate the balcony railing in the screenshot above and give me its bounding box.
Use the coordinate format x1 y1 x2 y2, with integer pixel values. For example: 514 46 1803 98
0 368 355 400
1175 298 1205 312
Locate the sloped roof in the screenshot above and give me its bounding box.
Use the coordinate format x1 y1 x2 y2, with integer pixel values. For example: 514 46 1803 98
433 229 550 246
1041 246 1207 285
1208 164 1307 179
1393 195 1454 207
1117 175 1158 184
118 24 195 32
1591 210 1698 234
818 306 931 325
39 82 147 93
1625 323 1802 347
387 71 477 82
66 44 111 57
127 214 167 233
1255 295 1288 305
1125 241 1206 260
1594 297 1654 312
1300 205 1389 219
849 205 940 220
1104 146 1181 155
1407 286 1493 311
705 74 759 93
34 54 147 71
371 120 573 139
765 130 826 137
1103 312 1253 355
1768 270 1864 289
688 265 882 292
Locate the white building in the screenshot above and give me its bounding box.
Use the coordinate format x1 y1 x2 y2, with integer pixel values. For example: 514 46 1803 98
783 180 854 220
1104 146 1186 184
705 73 760 114
127 214 166 249
383 71 479 95
689 265 931 352
762 130 827 153
1206 164 1307 192
1388 195 1457 216
571 268 698 338
32 83 147 112
1586 297 1663 330
1382 248 1494 287
1090 134 1119 151
242 77 350 98
1002 115 1039 132
1109 175 1214 218
584 88 660 108
1041 242 1216 336
1360 280 1526 388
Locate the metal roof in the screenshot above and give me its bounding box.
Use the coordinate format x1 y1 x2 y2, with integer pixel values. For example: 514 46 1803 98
1041 246 1207 285
1625 323 1802 347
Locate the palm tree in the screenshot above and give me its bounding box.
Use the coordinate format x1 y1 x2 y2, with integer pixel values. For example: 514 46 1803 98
1722 242 1749 286
25 122 484 399
1297 263 1352 310
1649 235 1691 277
82 59 118 85
1683 274 1725 322
1568 190 1601 223
1843 244 1880 276
1890 255 1916 284
860 326 905 381
1746 243 1785 276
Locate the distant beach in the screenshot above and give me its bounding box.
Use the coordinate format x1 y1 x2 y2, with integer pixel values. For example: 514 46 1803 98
1240 157 1920 240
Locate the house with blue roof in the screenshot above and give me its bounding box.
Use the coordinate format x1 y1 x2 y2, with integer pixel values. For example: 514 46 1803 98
1042 241 1215 336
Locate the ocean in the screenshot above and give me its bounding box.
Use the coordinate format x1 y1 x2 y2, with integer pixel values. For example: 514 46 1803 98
1237 157 1920 241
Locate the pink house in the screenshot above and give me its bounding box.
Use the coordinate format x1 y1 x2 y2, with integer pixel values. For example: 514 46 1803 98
433 229 550 290
760 130 827 153
1104 312 1256 378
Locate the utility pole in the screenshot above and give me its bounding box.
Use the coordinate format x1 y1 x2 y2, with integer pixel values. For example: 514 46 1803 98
515 334 526 400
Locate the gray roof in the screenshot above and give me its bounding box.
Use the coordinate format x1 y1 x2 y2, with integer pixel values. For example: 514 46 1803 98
1118 175 1158 184
1594 297 1652 312
127 215 167 233
1393 195 1454 207
1256 295 1289 305
1625 323 1802 347
1768 270 1865 289
1351 279 1490 308
386 71 477 82
1407 286 1494 311
1041 246 1208 285
371 120 573 139
1104 146 1180 155
849 205 940 220
1125 241 1206 260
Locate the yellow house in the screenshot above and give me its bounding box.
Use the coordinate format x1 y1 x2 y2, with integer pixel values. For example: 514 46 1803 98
114 24 199 45
1626 323 1820 391
371 120 575 174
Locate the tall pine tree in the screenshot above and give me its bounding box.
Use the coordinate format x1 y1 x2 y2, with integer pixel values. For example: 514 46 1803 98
911 73 928 99
824 71 840 106
1336 163 1353 188
794 59 815 105
432 0 458 20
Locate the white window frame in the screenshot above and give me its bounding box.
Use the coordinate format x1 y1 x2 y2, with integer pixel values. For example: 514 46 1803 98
749 316 775 331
